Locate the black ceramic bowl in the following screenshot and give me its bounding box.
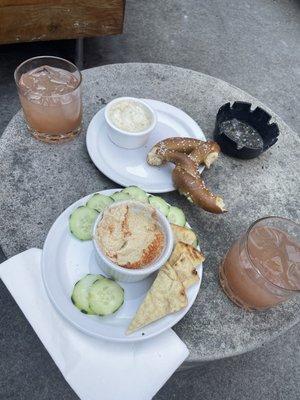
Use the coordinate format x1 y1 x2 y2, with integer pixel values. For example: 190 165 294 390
214 102 279 159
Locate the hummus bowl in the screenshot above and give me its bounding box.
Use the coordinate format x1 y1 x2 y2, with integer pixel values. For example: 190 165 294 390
42 188 203 342
93 200 174 282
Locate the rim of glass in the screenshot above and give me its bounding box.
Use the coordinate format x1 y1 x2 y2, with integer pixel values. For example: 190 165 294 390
14 55 82 95
245 216 300 293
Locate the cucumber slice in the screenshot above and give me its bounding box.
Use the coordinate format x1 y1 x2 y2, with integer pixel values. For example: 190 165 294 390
167 206 186 227
122 186 148 203
110 192 132 202
148 195 170 216
69 206 98 240
86 193 114 212
71 274 104 314
88 278 124 316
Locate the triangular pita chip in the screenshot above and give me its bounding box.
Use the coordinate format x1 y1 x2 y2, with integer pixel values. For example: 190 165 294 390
171 224 198 247
169 242 205 266
172 253 199 288
127 263 187 334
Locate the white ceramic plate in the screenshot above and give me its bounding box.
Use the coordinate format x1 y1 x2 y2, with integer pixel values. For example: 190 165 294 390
42 189 203 342
86 99 205 193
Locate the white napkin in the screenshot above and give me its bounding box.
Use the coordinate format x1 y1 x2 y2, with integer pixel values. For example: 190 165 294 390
0 249 189 400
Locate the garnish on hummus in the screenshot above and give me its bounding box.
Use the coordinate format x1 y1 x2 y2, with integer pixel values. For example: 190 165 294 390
95 202 165 269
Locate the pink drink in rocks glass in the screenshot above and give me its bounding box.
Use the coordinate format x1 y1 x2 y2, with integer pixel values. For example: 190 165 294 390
14 56 82 143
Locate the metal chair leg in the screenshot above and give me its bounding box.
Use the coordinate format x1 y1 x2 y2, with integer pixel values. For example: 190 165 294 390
75 38 84 70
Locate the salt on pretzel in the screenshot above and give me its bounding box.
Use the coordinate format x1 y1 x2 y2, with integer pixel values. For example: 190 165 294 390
172 166 225 213
147 137 226 214
188 141 220 168
147 138 220 169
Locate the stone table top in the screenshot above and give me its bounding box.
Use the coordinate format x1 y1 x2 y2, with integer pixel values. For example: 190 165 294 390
0 63 299 362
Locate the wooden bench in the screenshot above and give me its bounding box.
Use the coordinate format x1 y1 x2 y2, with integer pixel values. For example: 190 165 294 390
0 0 125 44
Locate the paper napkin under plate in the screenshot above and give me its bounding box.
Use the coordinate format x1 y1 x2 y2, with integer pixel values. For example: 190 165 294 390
0 248 189 400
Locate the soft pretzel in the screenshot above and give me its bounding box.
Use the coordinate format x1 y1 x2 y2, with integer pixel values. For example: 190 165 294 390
147 138 220 168
151 149 199 177
172 166 225 213
147 137 226 214
188 141 220 168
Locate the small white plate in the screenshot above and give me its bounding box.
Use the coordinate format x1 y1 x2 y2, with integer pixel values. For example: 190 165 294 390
86 99 205 193
42 189 203 342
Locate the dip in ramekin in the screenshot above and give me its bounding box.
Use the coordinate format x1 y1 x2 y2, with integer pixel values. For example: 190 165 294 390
104 97 157 149
93 200 173 282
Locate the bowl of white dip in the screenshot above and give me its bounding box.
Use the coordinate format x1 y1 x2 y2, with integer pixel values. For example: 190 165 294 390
104 97 157 149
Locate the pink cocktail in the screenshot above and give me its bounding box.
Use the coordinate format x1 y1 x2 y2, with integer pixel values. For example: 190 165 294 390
15 56 82 143
220 217 300 310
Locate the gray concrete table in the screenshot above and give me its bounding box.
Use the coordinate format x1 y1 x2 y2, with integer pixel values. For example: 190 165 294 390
0 63 299 364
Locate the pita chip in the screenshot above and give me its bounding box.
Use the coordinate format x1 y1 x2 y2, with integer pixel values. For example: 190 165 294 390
171 224 198 247
127 263 187 334
169 242 205 267
171 253 200 288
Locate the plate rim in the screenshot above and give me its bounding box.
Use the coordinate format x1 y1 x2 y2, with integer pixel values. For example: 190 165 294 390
86 98 206 193
42 188 203 342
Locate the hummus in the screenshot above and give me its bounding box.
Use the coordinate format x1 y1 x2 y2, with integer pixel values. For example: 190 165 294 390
96 202 165 269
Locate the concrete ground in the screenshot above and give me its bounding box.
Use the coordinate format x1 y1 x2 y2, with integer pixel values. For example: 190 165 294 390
0 0 299 399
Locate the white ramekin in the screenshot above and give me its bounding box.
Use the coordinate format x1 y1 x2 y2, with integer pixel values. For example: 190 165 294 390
104 97 157 149
92 200 174 283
